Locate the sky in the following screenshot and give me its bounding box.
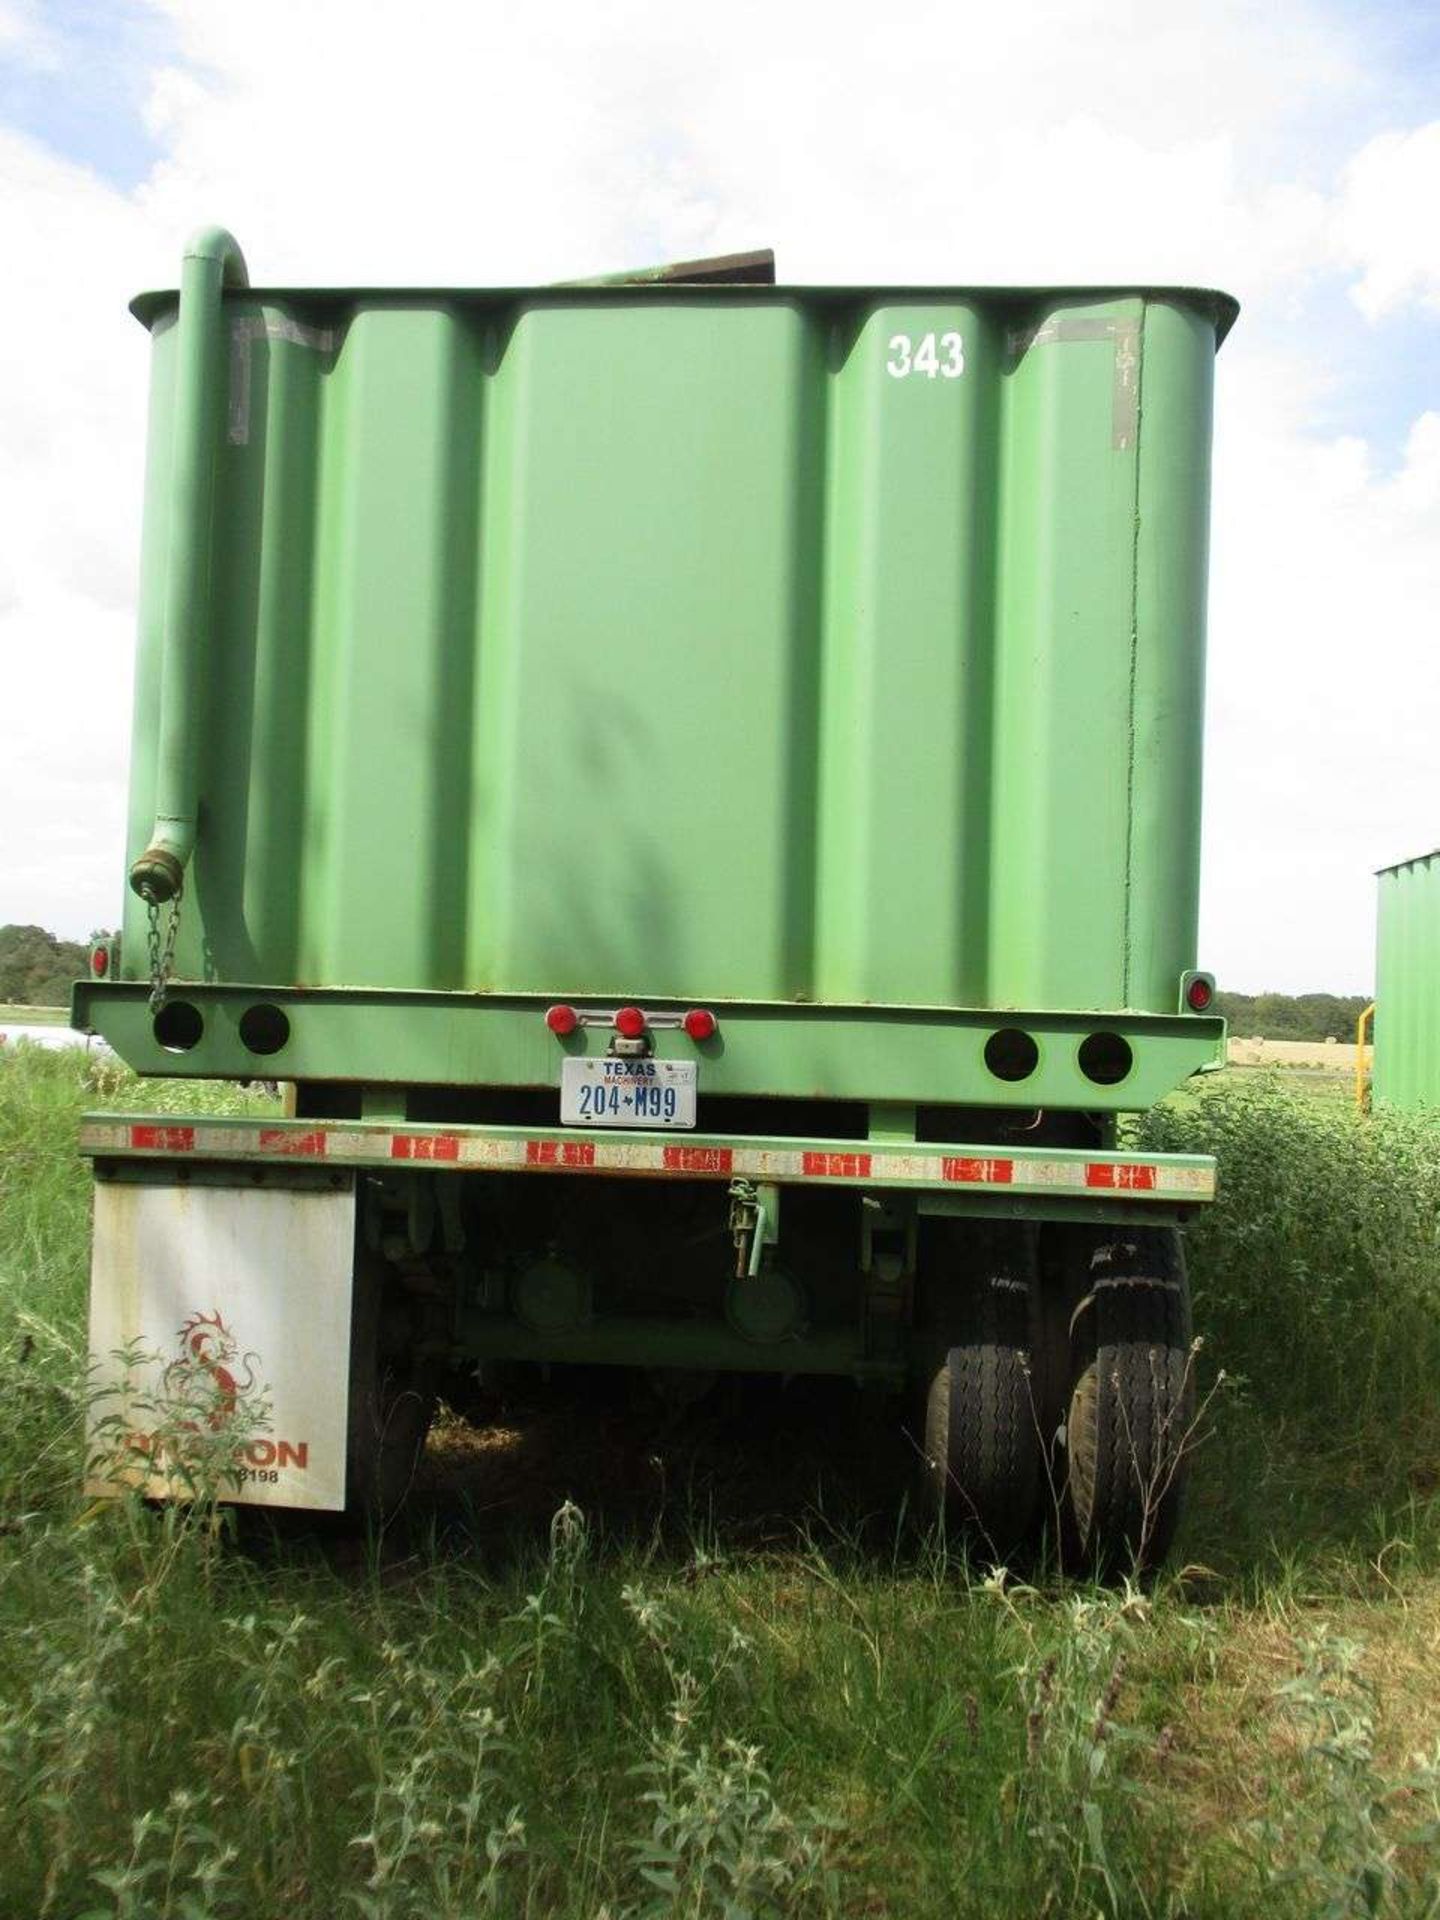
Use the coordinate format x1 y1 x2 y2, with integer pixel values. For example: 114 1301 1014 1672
1 0 1437 994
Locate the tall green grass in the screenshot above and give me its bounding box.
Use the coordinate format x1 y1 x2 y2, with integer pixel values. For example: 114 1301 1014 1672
1140 1074 1440 1578
0 1047 1437 1917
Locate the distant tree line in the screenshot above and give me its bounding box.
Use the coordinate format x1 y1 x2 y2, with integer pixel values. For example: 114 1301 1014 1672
1215 990 1370 1042
0 925 114 1007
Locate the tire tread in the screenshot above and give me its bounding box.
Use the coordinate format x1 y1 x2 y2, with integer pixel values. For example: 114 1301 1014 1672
1067 1227 1193 1572
918 1225 1040 1555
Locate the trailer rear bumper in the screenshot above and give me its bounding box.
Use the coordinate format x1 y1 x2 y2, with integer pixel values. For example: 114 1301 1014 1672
72 983 1224 1115
81 1113 1214 1218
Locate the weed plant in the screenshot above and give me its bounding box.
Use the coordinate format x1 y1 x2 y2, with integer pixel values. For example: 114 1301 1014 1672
0 1048 1437 1916
1139 1073 1440 1578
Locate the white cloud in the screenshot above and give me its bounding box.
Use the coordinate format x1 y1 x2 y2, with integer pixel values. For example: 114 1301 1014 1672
1334 121 1440 319
0 0 56 64
1202 377 1440 991
1 0 1436 994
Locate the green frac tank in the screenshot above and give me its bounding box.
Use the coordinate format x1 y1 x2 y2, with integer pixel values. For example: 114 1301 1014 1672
1374 850 1440 1112
90 235 1233 1108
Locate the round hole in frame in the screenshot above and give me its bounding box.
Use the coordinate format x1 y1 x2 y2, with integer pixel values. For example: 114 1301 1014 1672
153 1000 203 1053
239 1003 291 1057
1078 1031 1134 1086
983 1027 1039 1082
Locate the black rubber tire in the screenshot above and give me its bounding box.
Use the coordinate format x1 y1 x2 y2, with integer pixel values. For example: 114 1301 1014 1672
1062 1227 1194 1576
345 1250 436 1523
914 1223 1042 1559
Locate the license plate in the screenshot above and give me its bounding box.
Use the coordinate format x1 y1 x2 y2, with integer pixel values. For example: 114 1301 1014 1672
560 1057 698 1129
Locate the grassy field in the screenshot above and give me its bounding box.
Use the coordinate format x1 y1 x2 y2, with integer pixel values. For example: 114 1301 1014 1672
0 1002 67 1026
1 1046 1438 1917
1224 1039 1362 1105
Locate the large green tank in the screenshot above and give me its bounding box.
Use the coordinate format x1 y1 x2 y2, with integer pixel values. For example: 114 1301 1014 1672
1374 850 1440 1111
77 233 1234 1571
79 232 1230 1110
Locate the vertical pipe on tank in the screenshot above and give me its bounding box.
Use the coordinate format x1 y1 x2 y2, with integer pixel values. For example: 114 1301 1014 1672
129 226 249 903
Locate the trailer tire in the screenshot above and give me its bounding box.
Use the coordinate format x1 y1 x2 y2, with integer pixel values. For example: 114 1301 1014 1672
345 1251 435 1523
914 1224 1041 1560
1062 1227 1193 1575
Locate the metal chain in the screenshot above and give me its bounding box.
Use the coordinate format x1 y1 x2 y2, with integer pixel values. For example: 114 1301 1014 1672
143 877 183 1014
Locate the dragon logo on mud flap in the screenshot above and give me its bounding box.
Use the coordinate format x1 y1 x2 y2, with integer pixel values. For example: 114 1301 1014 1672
120 1308 311 1487
163 1309 259 1430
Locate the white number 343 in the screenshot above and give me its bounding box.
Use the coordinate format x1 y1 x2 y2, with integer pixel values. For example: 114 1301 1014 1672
885 331 964 379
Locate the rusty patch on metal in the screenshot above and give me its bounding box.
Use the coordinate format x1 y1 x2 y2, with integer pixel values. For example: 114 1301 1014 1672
641 249 776 286
557 249 776 290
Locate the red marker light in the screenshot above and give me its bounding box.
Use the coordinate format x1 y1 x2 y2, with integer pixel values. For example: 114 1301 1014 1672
683 1008 717 1041
614 1005 647 1039
545 1004 578 1036
91 947 109 978
1186 976 1214 1012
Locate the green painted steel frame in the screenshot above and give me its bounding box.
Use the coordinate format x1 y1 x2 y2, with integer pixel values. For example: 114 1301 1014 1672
73 982 1223 1112
452 1315 891 1381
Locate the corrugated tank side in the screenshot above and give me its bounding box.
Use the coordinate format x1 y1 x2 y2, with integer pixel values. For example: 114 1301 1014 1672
121 287 1220 1015
1375 852 1440 1110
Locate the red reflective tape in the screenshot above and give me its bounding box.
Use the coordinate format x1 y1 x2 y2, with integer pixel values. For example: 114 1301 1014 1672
802 1151 873 1179
258 1128 327 1158
130 1124 195 1152
1086 1162 1158 1191
941 1156 1014 1185
525 1139 597 1169
663 1145 734 1174
390 1134 460 1163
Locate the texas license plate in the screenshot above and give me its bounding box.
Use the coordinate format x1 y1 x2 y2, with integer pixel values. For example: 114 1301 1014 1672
560 1057 698 1129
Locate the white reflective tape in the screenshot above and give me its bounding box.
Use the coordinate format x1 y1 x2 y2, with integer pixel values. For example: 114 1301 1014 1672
1153 1164 1213 1195
1014 1160 1086 1190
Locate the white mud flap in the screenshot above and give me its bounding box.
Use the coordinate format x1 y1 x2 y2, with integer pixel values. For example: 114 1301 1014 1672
86 1179 356 1510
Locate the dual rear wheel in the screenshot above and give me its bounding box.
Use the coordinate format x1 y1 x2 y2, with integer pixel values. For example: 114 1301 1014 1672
915 1221 1195 1574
